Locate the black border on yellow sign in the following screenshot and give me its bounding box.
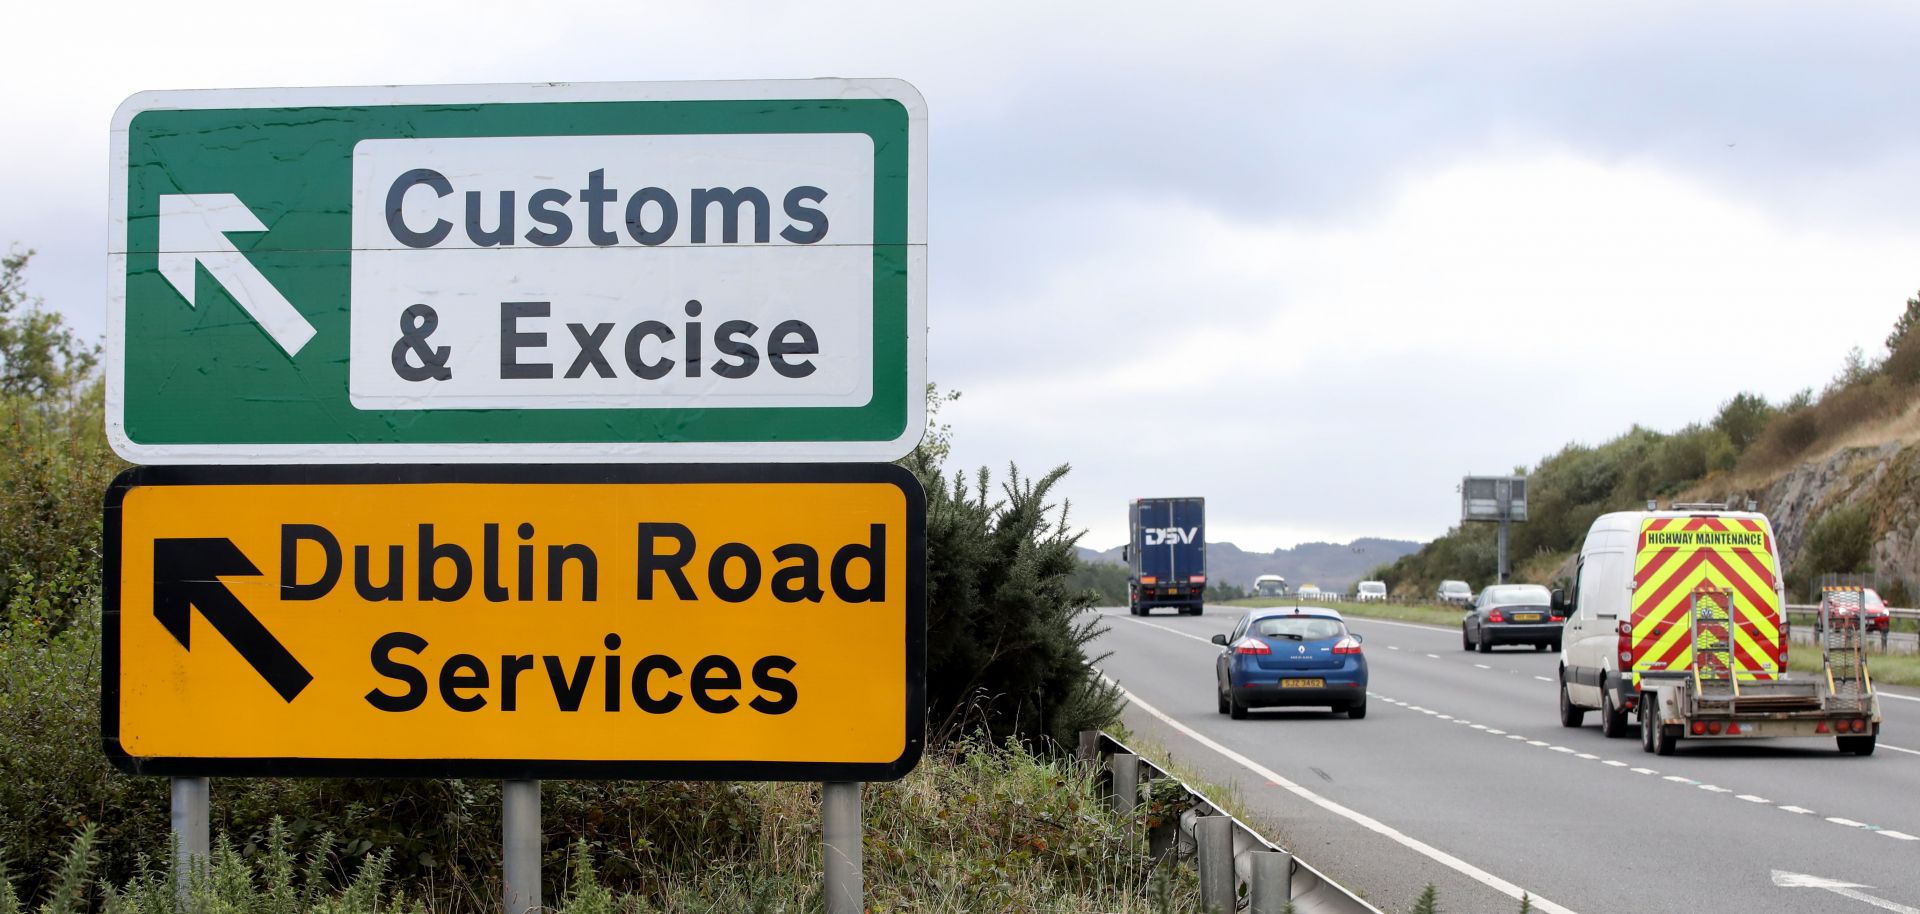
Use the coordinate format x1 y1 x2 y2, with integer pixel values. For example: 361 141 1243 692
102 463 927 781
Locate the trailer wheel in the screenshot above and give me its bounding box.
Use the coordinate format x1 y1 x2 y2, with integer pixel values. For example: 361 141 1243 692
1640 698 1656 753
1654 721 1679 756
1839 733 1877 756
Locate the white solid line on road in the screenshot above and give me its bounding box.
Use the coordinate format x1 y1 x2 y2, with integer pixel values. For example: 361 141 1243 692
1878 690 1920 703
1781 806 1816 815
1119 616 1217 645
1348 617 1455 633
1099 673 1581 914
1737 795 1772 804
1882 743 1920 756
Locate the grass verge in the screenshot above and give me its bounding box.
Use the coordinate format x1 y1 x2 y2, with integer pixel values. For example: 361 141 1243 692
1787 647 1920 689
1218 598 1464 628
1 739 1199 914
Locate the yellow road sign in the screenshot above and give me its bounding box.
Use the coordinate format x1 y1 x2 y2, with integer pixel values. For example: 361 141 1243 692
104 464 925 780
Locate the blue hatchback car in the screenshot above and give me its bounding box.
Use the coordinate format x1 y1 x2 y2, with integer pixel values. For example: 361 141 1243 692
1212 608 1368 719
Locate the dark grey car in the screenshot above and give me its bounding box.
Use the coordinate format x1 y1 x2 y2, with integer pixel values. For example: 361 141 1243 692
1461 583 1563 653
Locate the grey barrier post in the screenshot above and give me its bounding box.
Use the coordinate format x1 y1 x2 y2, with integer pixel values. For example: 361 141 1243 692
502 779 542 914
822 781 863 914
171 777 210 911
1250 850 1294 913
1110 752 1141 815
1196 814 1236 913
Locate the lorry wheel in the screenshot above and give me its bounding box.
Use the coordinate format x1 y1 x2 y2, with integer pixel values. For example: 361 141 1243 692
1559 674 1587 728
1601 690 1631 738
1189 606 1203 617
1838 734 1877 756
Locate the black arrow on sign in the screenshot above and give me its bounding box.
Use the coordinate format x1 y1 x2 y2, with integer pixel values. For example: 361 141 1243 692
154 538 313 703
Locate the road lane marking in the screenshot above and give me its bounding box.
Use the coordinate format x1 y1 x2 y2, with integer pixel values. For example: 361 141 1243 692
1879 690 1920 703
1827 817 1870 828
1120 616 1218 646
1486 729 1507 735
1781 806 1816 815
1470 724 1488 730
1474 663 1491 669
1099 673 1581 914
1602 760 1629 767
1699 785 1731 793
1388 645 1401 650
1507 734 1527 740
1631 767 1659 775
1550 746 1576 753
1664 776 1698 784
1737 795 1772 804
1880 830 1920 841
1534 676 1554 682
1882 743 1920 756
1527 740 1551 747
1346 617 1454 633
1574 752 1598 759
1426 653 1440 659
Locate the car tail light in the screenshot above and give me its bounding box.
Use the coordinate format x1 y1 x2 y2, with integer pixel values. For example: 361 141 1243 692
1140 576 1158 585
1488 610 1505 623
1727 722 1742 735
1691 721 1707 736
1233 638 1271 656
1332 636 1363 655
1550 615 1565 622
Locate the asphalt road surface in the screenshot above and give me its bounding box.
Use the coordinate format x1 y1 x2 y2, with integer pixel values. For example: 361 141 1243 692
1092 605 1920 914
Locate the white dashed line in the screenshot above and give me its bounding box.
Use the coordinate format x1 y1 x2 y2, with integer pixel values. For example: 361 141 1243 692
1533 676 1554 683
1663 775 1697 784
1550 746 1576 753
1575 753 1599 760
1828 817 1870 829
1474 664 1491 669
1470 724 1488 730
1780 806 1816 815
1486 729 1507 735
1388 645 1401 651
1426 653 1440 659
1736 795 1771 804
1602 760 1629 767
1698 785 1731 794
1506 735 1527 740
1880 830 1920 841
1631 767 1659 775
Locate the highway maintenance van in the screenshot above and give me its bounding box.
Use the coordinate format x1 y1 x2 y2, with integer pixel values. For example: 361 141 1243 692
1123 497 1206 616
1556 505 1881 755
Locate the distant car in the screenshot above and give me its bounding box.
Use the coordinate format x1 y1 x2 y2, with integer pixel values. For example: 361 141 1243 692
1355 581 1388 603
1436 580 1473 606
1212 607 1368 719
1296 584 1323 601
1816 587 1892 634
1461 583 1563 653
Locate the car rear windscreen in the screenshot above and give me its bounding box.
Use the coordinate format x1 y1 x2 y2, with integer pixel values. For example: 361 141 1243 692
1255 617 1344 640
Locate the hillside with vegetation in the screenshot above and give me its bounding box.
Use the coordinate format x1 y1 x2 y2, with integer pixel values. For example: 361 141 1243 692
1371 291 1920 604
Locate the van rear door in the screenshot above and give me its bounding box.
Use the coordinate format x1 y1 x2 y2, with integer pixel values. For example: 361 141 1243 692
1629 516 1782 688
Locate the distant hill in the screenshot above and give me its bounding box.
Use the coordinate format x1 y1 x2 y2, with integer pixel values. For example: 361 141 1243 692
1078 538 1421 592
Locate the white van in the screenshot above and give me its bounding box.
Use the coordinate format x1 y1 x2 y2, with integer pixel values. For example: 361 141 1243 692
1556 507 1787 739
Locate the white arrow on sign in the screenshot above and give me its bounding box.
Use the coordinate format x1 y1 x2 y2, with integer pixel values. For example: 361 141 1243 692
1773 870 1920 913
157 193 317 357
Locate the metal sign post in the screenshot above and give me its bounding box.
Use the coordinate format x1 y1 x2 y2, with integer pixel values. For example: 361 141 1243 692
1462 475 1528 584
822 781 863 914
170 776 209 908
502 779 541 914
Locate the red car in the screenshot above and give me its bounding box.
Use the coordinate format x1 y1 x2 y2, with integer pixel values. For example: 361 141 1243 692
1818 587 1891 634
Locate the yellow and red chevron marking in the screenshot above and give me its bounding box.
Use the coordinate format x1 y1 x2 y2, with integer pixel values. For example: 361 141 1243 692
1630 517 1781 683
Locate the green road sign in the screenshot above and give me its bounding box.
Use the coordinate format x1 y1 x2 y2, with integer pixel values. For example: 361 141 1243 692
108 80 925 463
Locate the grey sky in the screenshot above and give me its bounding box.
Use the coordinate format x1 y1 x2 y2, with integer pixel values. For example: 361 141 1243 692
5 1 1918 551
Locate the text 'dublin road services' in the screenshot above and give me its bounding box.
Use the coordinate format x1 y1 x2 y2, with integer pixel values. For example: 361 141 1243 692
103 465 926 780
107 80 926 463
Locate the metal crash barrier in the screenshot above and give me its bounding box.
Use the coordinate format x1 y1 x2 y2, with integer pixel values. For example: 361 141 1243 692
1080 731 1384 914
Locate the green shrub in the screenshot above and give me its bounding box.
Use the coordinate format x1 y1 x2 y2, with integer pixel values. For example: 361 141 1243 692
1792 502 1876 592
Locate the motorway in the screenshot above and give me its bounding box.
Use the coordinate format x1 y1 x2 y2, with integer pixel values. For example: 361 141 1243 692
1093 605 1920 914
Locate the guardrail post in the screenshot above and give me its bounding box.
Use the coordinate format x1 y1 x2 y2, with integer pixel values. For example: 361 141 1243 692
1146 782 1180 863
502 779 541 914
1249 850 1294 913
1078 729 1101 764
1110 752 1141 816
822 781 863 914
171 777 209 911
1196 814 1235 912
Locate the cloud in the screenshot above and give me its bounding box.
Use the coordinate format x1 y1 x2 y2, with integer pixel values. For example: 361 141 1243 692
938 151 1920 550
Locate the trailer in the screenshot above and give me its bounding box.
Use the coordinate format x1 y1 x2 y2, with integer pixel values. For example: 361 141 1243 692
1124 497 1206 616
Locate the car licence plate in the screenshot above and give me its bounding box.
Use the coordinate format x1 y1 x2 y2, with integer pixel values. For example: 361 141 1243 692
1280 678 1324 688
1514 613 1542 622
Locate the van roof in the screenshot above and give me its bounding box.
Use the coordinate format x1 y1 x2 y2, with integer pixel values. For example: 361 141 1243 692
1589 509 1771 534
